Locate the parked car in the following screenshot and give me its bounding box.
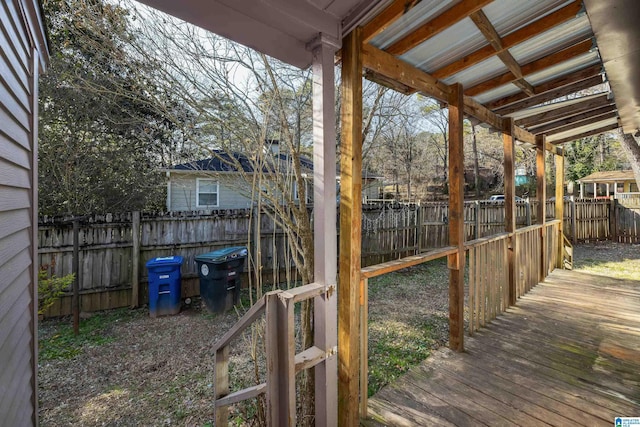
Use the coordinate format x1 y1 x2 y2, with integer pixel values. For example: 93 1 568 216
489 194 524 201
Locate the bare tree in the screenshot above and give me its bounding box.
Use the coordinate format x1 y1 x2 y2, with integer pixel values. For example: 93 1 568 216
620 133 640 188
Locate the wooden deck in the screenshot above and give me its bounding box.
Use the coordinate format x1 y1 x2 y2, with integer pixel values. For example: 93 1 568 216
365 269 640 426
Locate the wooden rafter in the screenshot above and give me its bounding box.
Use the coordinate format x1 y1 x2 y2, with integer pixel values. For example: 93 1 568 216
386 0 493 56
466 38 593 96
516 93 612 127
550 123 619 145
361 0 421 43
529 104 617 134
361 44 537 144
489 65 603 112
432 0 583 79
470 10 535 96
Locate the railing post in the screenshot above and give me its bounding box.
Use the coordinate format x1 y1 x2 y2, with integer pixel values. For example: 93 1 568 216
555 152 564 268
359 277 369 417
265 291 296 426
214 346 230 426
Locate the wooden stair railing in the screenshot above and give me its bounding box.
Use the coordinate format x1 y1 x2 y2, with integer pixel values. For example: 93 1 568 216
213 282 334 426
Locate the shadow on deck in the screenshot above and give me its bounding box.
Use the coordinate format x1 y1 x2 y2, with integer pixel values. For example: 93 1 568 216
364 269 640 426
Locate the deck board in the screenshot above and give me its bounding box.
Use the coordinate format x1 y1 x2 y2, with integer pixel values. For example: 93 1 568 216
366 269 640 426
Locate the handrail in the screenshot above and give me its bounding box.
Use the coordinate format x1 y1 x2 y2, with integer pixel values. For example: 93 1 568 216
464 232 511 249
212 295 267 352
515 223 543 235
213 281 333 426
361 246 457 278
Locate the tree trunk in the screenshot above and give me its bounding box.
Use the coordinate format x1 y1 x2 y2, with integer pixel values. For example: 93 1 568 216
620 133 640 189
471 123 481 198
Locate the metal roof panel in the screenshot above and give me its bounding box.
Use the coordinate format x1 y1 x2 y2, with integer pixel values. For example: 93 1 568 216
546 116 618 142
509 15 592 64
369 0 461 49
483 0 575 37
442 55 508 87
525 51 600 86
474 83 522 104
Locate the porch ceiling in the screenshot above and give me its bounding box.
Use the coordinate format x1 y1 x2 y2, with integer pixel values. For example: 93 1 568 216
135 0 640 144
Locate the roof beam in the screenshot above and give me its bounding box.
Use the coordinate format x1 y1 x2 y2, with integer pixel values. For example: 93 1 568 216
529 105 618 134
361 0 421 43
544 111 619 135
488 65 603 112
550 123 619 145
469 10 535 96
386 0 493 56
361 43 536 143
516 93 612 127
466 38 593 96
432 0 584 79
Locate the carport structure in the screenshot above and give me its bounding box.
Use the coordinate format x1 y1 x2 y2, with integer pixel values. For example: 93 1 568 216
135 0 640 425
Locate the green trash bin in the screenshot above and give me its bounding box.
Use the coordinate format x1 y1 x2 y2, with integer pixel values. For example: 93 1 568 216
195 247 247 313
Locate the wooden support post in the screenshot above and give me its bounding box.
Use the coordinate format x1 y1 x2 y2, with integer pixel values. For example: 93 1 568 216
338 26 362 427
555 153 565 268
536 135 546 281
72 219 80 335
265 292 296 426
447 83 465 352
503 117 517 306
359 278 368 417
131 211 141 308
311 34 339 427
214 346 230 426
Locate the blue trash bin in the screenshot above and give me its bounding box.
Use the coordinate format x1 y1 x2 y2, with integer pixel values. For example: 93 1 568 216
146 256 183 317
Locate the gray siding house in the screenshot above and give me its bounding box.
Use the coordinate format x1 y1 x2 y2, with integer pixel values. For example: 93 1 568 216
0 0 49 425
166 151 382 211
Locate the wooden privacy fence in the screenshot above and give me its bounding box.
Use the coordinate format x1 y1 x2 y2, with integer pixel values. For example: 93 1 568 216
38 199 637 316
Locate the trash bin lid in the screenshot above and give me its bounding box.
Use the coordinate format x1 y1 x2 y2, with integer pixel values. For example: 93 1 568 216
195 246 248 263
146 256 184 267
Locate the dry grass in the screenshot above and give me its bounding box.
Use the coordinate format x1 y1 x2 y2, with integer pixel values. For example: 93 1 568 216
38 243 638 425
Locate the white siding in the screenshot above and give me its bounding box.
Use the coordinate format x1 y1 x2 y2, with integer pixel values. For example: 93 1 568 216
0 1 47 425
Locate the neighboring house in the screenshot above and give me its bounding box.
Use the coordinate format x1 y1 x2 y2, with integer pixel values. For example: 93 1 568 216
0 1 49 425
165 149 382 211
577 170 639 198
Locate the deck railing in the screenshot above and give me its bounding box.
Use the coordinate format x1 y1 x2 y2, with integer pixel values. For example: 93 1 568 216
515 224 543 298
212 282 333 426
466 233 510 334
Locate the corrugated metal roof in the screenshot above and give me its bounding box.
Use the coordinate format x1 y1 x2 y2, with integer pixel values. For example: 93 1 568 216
474 83 522 104
505 93 605 120
546 116 618 142
524 51 600 86
483 0 574 37
442 55 508 87
369 0 461 49
401 18 487 72
509 15 592 64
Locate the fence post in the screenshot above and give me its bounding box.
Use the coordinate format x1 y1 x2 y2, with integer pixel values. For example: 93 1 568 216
72 219 80 335
610 198 618 242
474 201 480 239
416 206 424 252
571 200 577 243
131 211 141 308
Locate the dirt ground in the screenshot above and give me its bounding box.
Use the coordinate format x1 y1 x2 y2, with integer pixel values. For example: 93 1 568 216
38 242 640 426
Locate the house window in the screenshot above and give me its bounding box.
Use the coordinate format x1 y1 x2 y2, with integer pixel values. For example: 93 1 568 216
197 179 219 207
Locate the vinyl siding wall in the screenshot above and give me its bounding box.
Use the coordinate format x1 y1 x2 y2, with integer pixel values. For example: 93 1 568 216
0 0 46 425
169 175 256 211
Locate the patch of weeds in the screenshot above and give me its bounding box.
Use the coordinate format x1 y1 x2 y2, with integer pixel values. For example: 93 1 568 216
39 308 136 361
367 316 447 396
